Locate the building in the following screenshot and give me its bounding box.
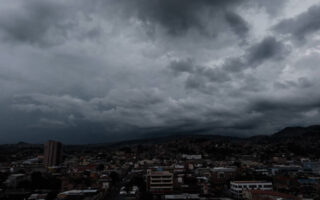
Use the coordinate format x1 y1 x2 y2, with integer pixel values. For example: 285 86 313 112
57 189 98 200
4 174 28 188
211 167 237 183
119 186 139 200
28 193 48 200
243 190 300 200
164 194 200 200
271 165 302 175
44 140 63 167
303 161 320 174
230 181 272 199
181 154 202 160
146 169 173 194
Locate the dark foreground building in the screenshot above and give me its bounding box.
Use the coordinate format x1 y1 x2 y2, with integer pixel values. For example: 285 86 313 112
44 140 63 167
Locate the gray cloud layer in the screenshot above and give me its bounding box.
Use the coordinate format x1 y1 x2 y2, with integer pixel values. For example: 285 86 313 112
273 4 320 41
1 0 320 144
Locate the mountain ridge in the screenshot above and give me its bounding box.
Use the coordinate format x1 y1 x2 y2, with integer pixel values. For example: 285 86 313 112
1 124 319 146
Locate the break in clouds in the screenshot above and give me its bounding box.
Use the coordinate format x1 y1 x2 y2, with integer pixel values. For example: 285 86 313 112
1 0 320 144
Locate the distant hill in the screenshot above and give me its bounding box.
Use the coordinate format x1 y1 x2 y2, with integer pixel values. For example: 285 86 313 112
106 125 320 146
1 125 320 147
272 125 320 138
243 125 320 144
108 134 242 147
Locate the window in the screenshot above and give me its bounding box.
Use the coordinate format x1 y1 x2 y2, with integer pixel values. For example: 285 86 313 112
264 185 272 188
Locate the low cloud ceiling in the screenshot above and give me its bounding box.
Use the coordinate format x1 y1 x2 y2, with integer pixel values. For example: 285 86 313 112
1 0 320 143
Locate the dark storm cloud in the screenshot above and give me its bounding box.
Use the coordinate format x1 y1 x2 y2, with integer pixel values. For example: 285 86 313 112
0 0 284 46
251 96 320 112
273 4 320 41
0 0 320 143
274 78 313 90
168 59 195 74
0 0 100 47
0 1 69 46
0 0 251 50
122 0 248 38
245 36 288 65
253 0 288 16
247 94 320 132
225 12 249 39
169 36 288 90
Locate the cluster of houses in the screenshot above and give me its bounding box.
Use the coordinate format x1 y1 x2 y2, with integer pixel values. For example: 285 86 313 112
0 139 320 200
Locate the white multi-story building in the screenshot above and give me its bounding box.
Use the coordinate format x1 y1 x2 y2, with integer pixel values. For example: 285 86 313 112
230 181 272 199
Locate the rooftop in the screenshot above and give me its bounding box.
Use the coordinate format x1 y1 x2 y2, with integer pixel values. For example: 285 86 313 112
232 181 271 184
247 190 300 199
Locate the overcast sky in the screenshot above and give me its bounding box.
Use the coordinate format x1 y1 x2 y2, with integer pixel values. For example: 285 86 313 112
1 0 320 144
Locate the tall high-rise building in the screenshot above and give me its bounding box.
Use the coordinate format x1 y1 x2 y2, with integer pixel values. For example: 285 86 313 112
44 140 63 167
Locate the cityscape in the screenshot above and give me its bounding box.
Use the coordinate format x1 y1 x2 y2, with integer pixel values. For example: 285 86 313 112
1 125 320 199
1 0 320 199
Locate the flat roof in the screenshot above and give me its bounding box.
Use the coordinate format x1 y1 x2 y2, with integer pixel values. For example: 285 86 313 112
165 194 200 199
247 190 299 199
150 171 172 175
231 181 271 184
